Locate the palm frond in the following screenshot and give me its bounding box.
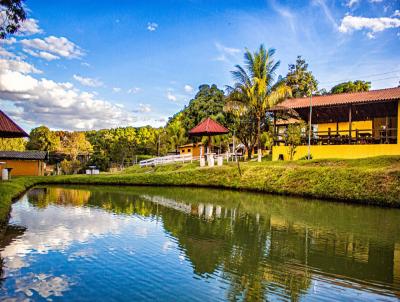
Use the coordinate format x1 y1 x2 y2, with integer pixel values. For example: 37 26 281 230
268 83 292 108
231 65 251 86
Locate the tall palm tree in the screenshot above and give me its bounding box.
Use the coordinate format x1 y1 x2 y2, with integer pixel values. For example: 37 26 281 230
167 118 187 154
227 45 291 160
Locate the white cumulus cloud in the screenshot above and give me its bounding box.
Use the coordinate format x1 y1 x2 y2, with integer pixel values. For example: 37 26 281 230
17 18 43 36
167 91 177 102
215 42 241 62
139 103 151 113
0 57 136 130
23 48 60 61
0 47 16 58
128 87 141 94
184 84 193 93
346 0 360 8
73 74 103 87
0 37 17 45
339 15 400 34
147 22 158 31
21 36 84 60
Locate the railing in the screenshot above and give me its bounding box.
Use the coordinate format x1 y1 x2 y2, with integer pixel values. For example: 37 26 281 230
274 128 398 146
139 152 239 167
139 154 199 167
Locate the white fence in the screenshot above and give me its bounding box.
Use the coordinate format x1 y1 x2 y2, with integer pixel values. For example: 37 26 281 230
139 152 242 168
139 154 199 167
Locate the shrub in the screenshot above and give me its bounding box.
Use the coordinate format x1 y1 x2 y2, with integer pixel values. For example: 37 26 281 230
61 159 82 174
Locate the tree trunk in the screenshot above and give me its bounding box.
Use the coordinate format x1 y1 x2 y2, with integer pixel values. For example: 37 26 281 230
257 116 262 162
246 143 253 160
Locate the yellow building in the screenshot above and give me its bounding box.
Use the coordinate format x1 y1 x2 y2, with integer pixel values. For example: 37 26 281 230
0 151 47 176
270 87 400 160
178 143 203 157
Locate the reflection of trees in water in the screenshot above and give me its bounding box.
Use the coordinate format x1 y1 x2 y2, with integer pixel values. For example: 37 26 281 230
24 186 400 300
27 187 91 207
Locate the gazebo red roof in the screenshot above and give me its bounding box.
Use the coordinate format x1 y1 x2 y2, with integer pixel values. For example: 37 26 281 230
0 110 29 138
189 117 229 136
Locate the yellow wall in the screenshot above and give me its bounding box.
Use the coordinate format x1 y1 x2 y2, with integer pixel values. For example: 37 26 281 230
398 100 400 144
0 160 44 176
272 144 400 161
317 121 373 136
178 144 202 157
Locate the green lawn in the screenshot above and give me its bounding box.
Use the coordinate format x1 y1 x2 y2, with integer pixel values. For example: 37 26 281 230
1 155 399 224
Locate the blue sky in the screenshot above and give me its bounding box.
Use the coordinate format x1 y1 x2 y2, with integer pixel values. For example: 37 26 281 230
0 0 399 131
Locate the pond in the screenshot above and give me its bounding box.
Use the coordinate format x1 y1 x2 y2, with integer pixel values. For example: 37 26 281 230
0 185 399 301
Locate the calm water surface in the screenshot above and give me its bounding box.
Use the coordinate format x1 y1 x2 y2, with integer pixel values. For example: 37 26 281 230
0 185 399 301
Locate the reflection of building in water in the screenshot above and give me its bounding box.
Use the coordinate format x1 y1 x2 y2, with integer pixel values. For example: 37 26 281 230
268 215 400 295
141 195 191 214
27 187 91 207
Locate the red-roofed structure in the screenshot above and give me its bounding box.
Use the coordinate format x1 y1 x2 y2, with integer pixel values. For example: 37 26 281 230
0 110 29 138
188 118 229 156
272 87 400 110
189 118 229 136
268 87 400 161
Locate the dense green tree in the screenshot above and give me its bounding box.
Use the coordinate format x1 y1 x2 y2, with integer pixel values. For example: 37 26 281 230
0 0 26 39
60 132 92 161
85 126 162 169
330 80 371 94
136 126 158 154
110 128 137 167
226 107 259 159
0 137 26 151
171 84 229 134
26 126 60 152
315 88 328 95
166 115 187 154
227 45 291 160
285 56 318 98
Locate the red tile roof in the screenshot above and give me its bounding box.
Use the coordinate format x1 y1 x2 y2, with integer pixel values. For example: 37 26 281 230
0 110 29 138
272 87 400 110
189 118 229 136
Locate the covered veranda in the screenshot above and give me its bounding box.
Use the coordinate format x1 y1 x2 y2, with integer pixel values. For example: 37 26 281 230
269 87 400 160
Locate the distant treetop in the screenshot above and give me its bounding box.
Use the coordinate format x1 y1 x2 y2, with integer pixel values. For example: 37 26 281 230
285 56 318 98
330 80 371 94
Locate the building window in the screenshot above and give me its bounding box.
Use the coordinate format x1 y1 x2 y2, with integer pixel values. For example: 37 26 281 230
182 150 185 153
187 149 191 152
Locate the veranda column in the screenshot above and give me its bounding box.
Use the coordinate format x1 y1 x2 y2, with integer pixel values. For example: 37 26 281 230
397 100 400 145
273 113 277 146
348 105 352 144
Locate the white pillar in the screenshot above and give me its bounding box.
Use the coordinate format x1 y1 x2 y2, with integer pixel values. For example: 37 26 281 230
208 155 214 167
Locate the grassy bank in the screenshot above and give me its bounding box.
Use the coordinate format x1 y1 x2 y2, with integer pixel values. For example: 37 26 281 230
1 156 399 223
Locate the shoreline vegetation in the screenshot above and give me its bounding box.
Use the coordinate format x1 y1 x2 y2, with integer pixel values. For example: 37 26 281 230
0 155 399 224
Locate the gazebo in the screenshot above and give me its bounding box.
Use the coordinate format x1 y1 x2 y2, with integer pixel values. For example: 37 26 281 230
0 110 29 179
189 117 229 157
0 110 29 138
